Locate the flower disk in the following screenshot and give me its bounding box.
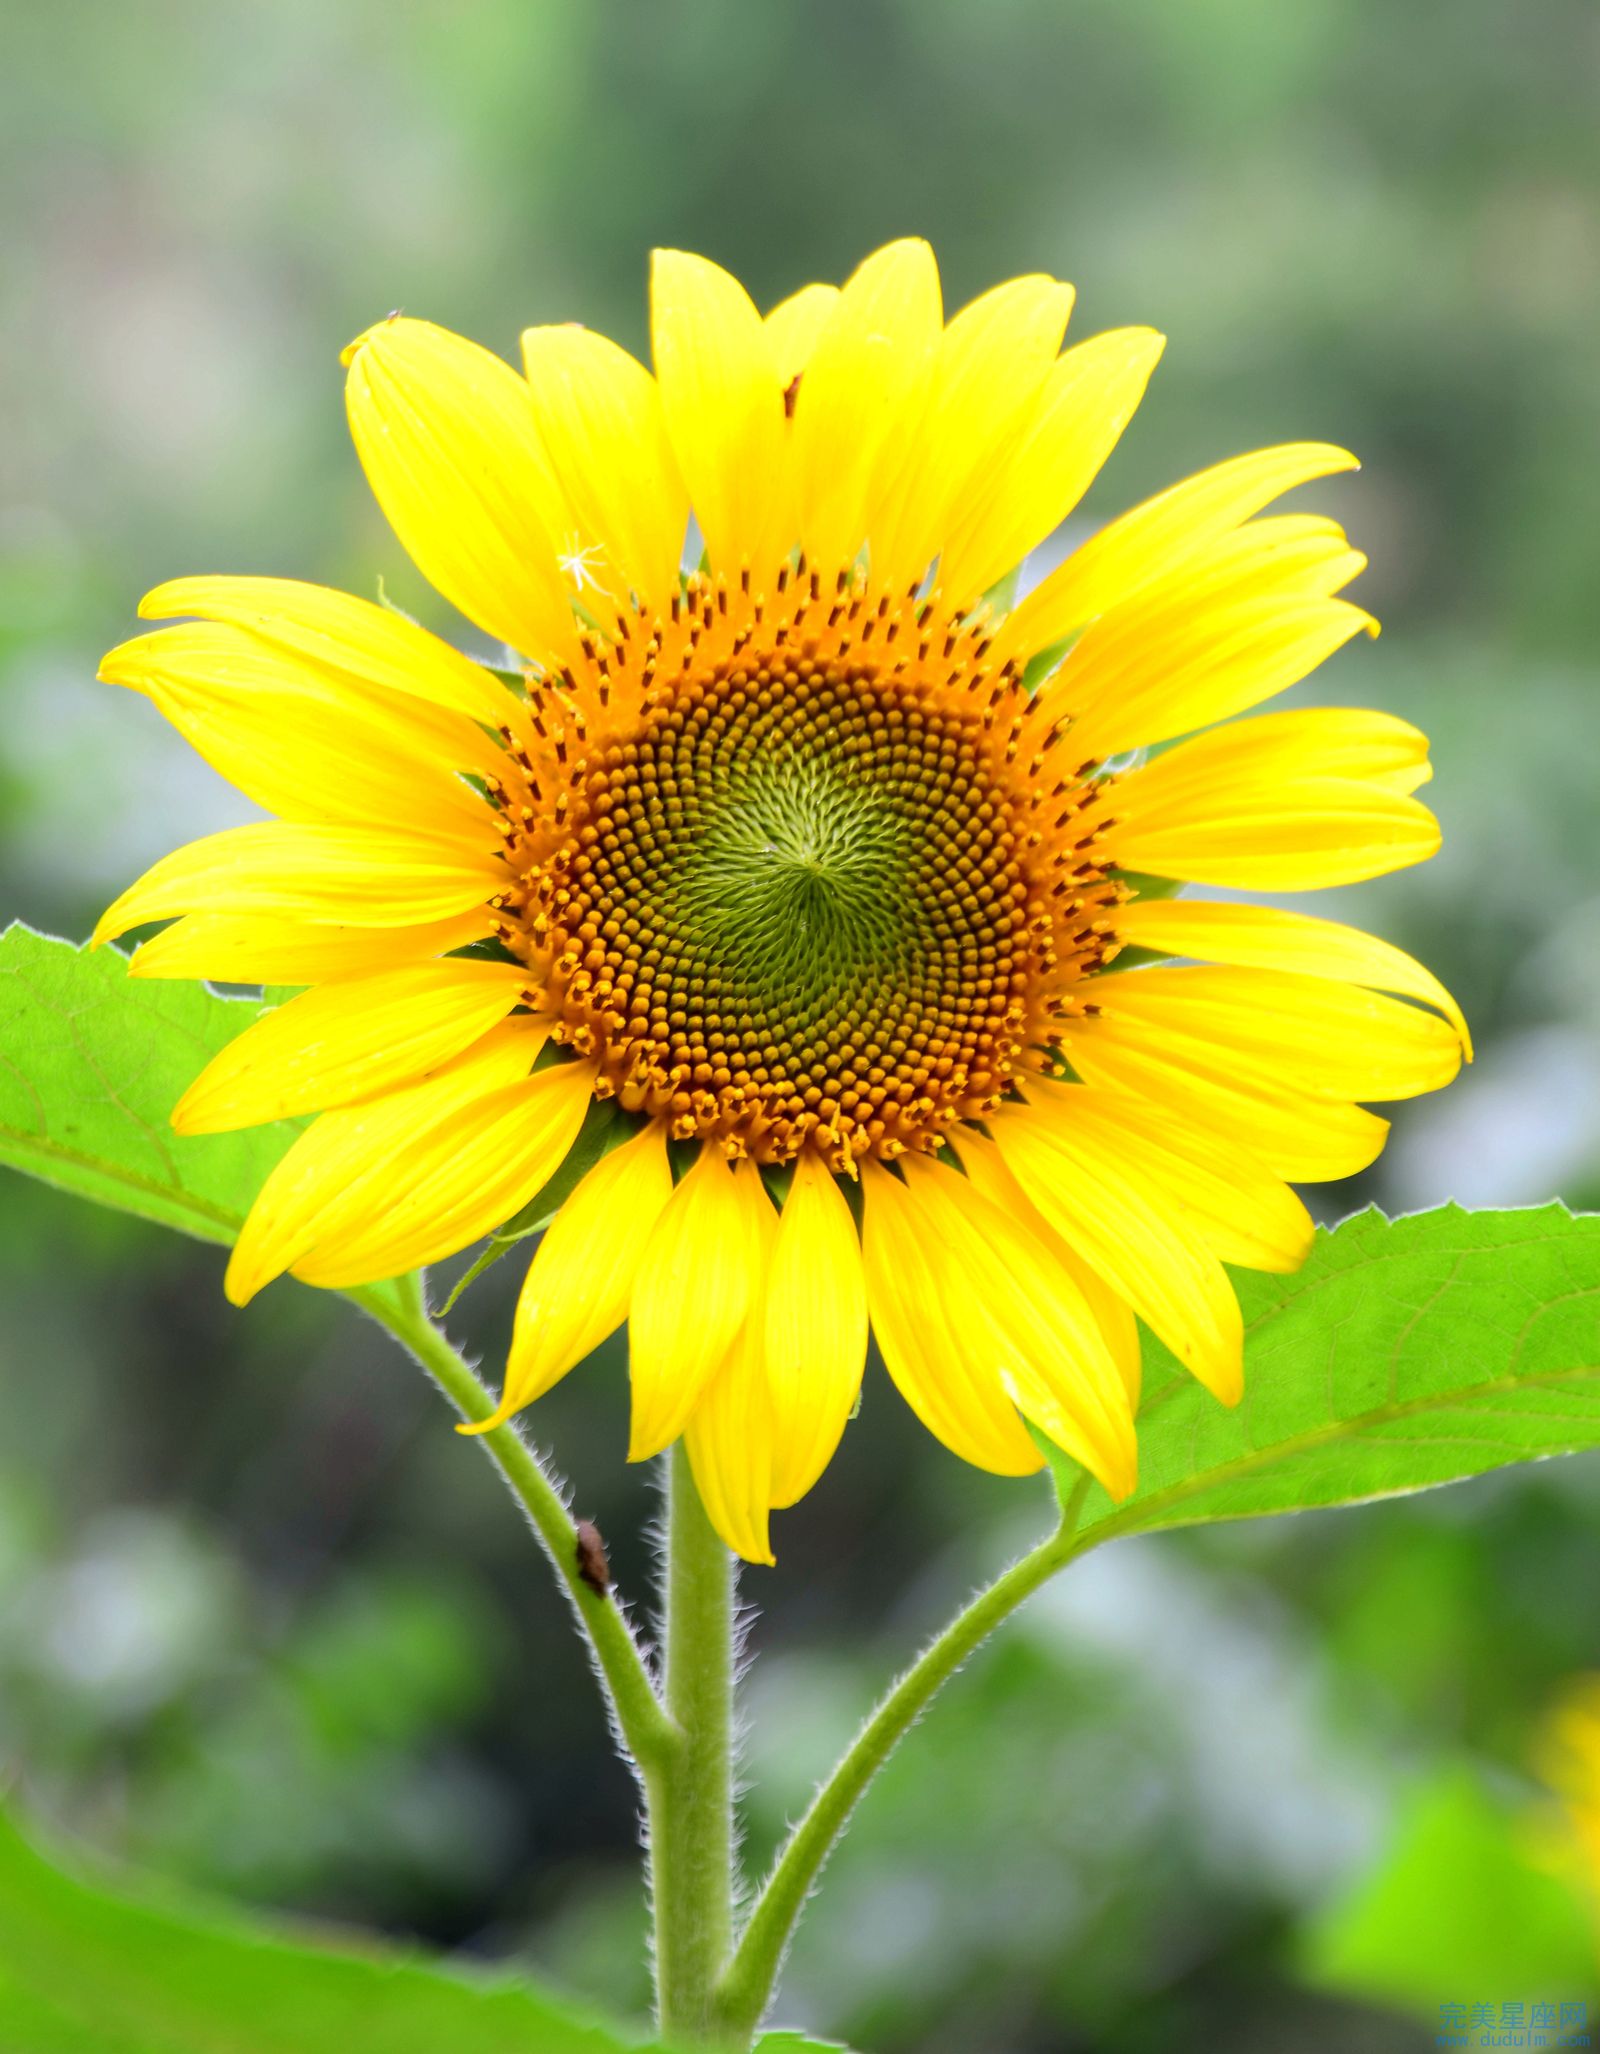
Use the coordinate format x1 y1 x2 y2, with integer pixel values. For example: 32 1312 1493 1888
495 568 1118 1166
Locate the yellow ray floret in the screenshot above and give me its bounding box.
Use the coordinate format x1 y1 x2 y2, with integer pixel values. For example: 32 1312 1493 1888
763 1150 869 1508
172 960 532 1134
489 1122 676 1427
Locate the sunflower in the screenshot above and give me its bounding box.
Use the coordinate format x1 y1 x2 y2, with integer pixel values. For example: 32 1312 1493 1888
95 239 1466 1563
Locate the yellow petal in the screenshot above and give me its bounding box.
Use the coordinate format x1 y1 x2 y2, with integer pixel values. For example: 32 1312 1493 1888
1020 1078 1314 1275
939 325 1164 605
1061 1010 1391 1183
225 1019 551 1301
492 1122 675 1421
764 1150 868 1507
627 1148 772 1461
1106 716 1442 888
138 576 513 726
1115 897 1470 1055
342 316 577 664
1065 509 1364 628
990 1102 1244 1404
651 250 790 579
1113 706 1432 807
102 624 497 831
172 961 530 1134
96 824 503 946
895 1155 1138 1498
954 1129 1142 1410
685 1190 780 1565
869 274 1076 591
792 238 943 571
859 1160 1043 1475
764 284 841 384
1054 588 1374 763
520 324 688 610
1086 963 1464 1105
290 1056 594 1291
127 910 491 984
1000 440 1360 658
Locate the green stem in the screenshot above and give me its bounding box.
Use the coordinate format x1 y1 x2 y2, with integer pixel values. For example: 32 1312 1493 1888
652 1442 740 2045
713 1478 1095 2042
353 1281 679 1784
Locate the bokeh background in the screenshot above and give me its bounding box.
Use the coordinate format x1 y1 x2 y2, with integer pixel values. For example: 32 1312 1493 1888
4 2 1600 2048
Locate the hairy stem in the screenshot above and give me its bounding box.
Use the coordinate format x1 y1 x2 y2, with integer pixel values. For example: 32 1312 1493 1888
653 1442 740 2045
353 1281 679 1783
714 1478 1094 2041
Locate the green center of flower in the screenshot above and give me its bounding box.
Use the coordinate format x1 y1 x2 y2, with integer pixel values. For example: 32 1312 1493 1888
554 661 1028 1163
632 665 1018 1043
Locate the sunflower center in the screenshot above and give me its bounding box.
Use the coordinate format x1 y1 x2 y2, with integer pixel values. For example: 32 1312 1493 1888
491 569 1123 1165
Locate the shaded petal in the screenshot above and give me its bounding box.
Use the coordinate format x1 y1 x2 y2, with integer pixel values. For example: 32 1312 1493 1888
289 1054 594 1291
765 1149 868 1507
225 1019 550 1300
1117 704 1431 799
764 283 841 384
792 238 943 570
1061 1010 1392 1183
138 575 513 726
990 1102 1244 1403
172 961 530 1133
127 910 492 984
628 1148 772 1460
1037 532 1374 760
342 316 577 663
472 1122 678 1427
1108 779 1439 890
999 440 1360 657
685 1184 780 1565
1019 1077 1315 1274
870 274 1076 590
860 1160 1043 1474
1115 897 1469 1054
1106 709 1441 888
939 325 1164 605
520 324 688 609
102 624 498 831
955 1128 1142 1409
95 824 503 945
1081 963 1464 1104
896 1155 1138 1498
652 250 790 578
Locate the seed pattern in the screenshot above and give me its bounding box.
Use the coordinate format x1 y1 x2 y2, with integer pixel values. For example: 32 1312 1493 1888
485 564 1124 1167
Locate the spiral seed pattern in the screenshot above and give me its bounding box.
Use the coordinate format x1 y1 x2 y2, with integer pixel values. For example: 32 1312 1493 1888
488 566 1123 1165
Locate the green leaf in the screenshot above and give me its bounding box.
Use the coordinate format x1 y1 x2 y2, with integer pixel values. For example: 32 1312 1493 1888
1019 633 1072 693
0 1803 667 2053
1301 1768 1597 2019
0 923 294 1248
1112 869 1185 902
1026 1420 1087 1512
1077 1204 1600 1543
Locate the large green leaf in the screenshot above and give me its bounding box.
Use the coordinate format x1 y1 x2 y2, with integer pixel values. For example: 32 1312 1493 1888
1077 1204 1600 1542
0 1804 850 2054
0 923 292 1248
0 1804 662 2053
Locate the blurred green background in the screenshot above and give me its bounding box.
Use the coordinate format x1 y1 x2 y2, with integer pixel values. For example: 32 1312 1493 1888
3 1 1600 2047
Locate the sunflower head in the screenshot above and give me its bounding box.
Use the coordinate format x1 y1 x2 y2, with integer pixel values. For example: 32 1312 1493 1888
492 561 1120 1168
96 239 1467 1563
